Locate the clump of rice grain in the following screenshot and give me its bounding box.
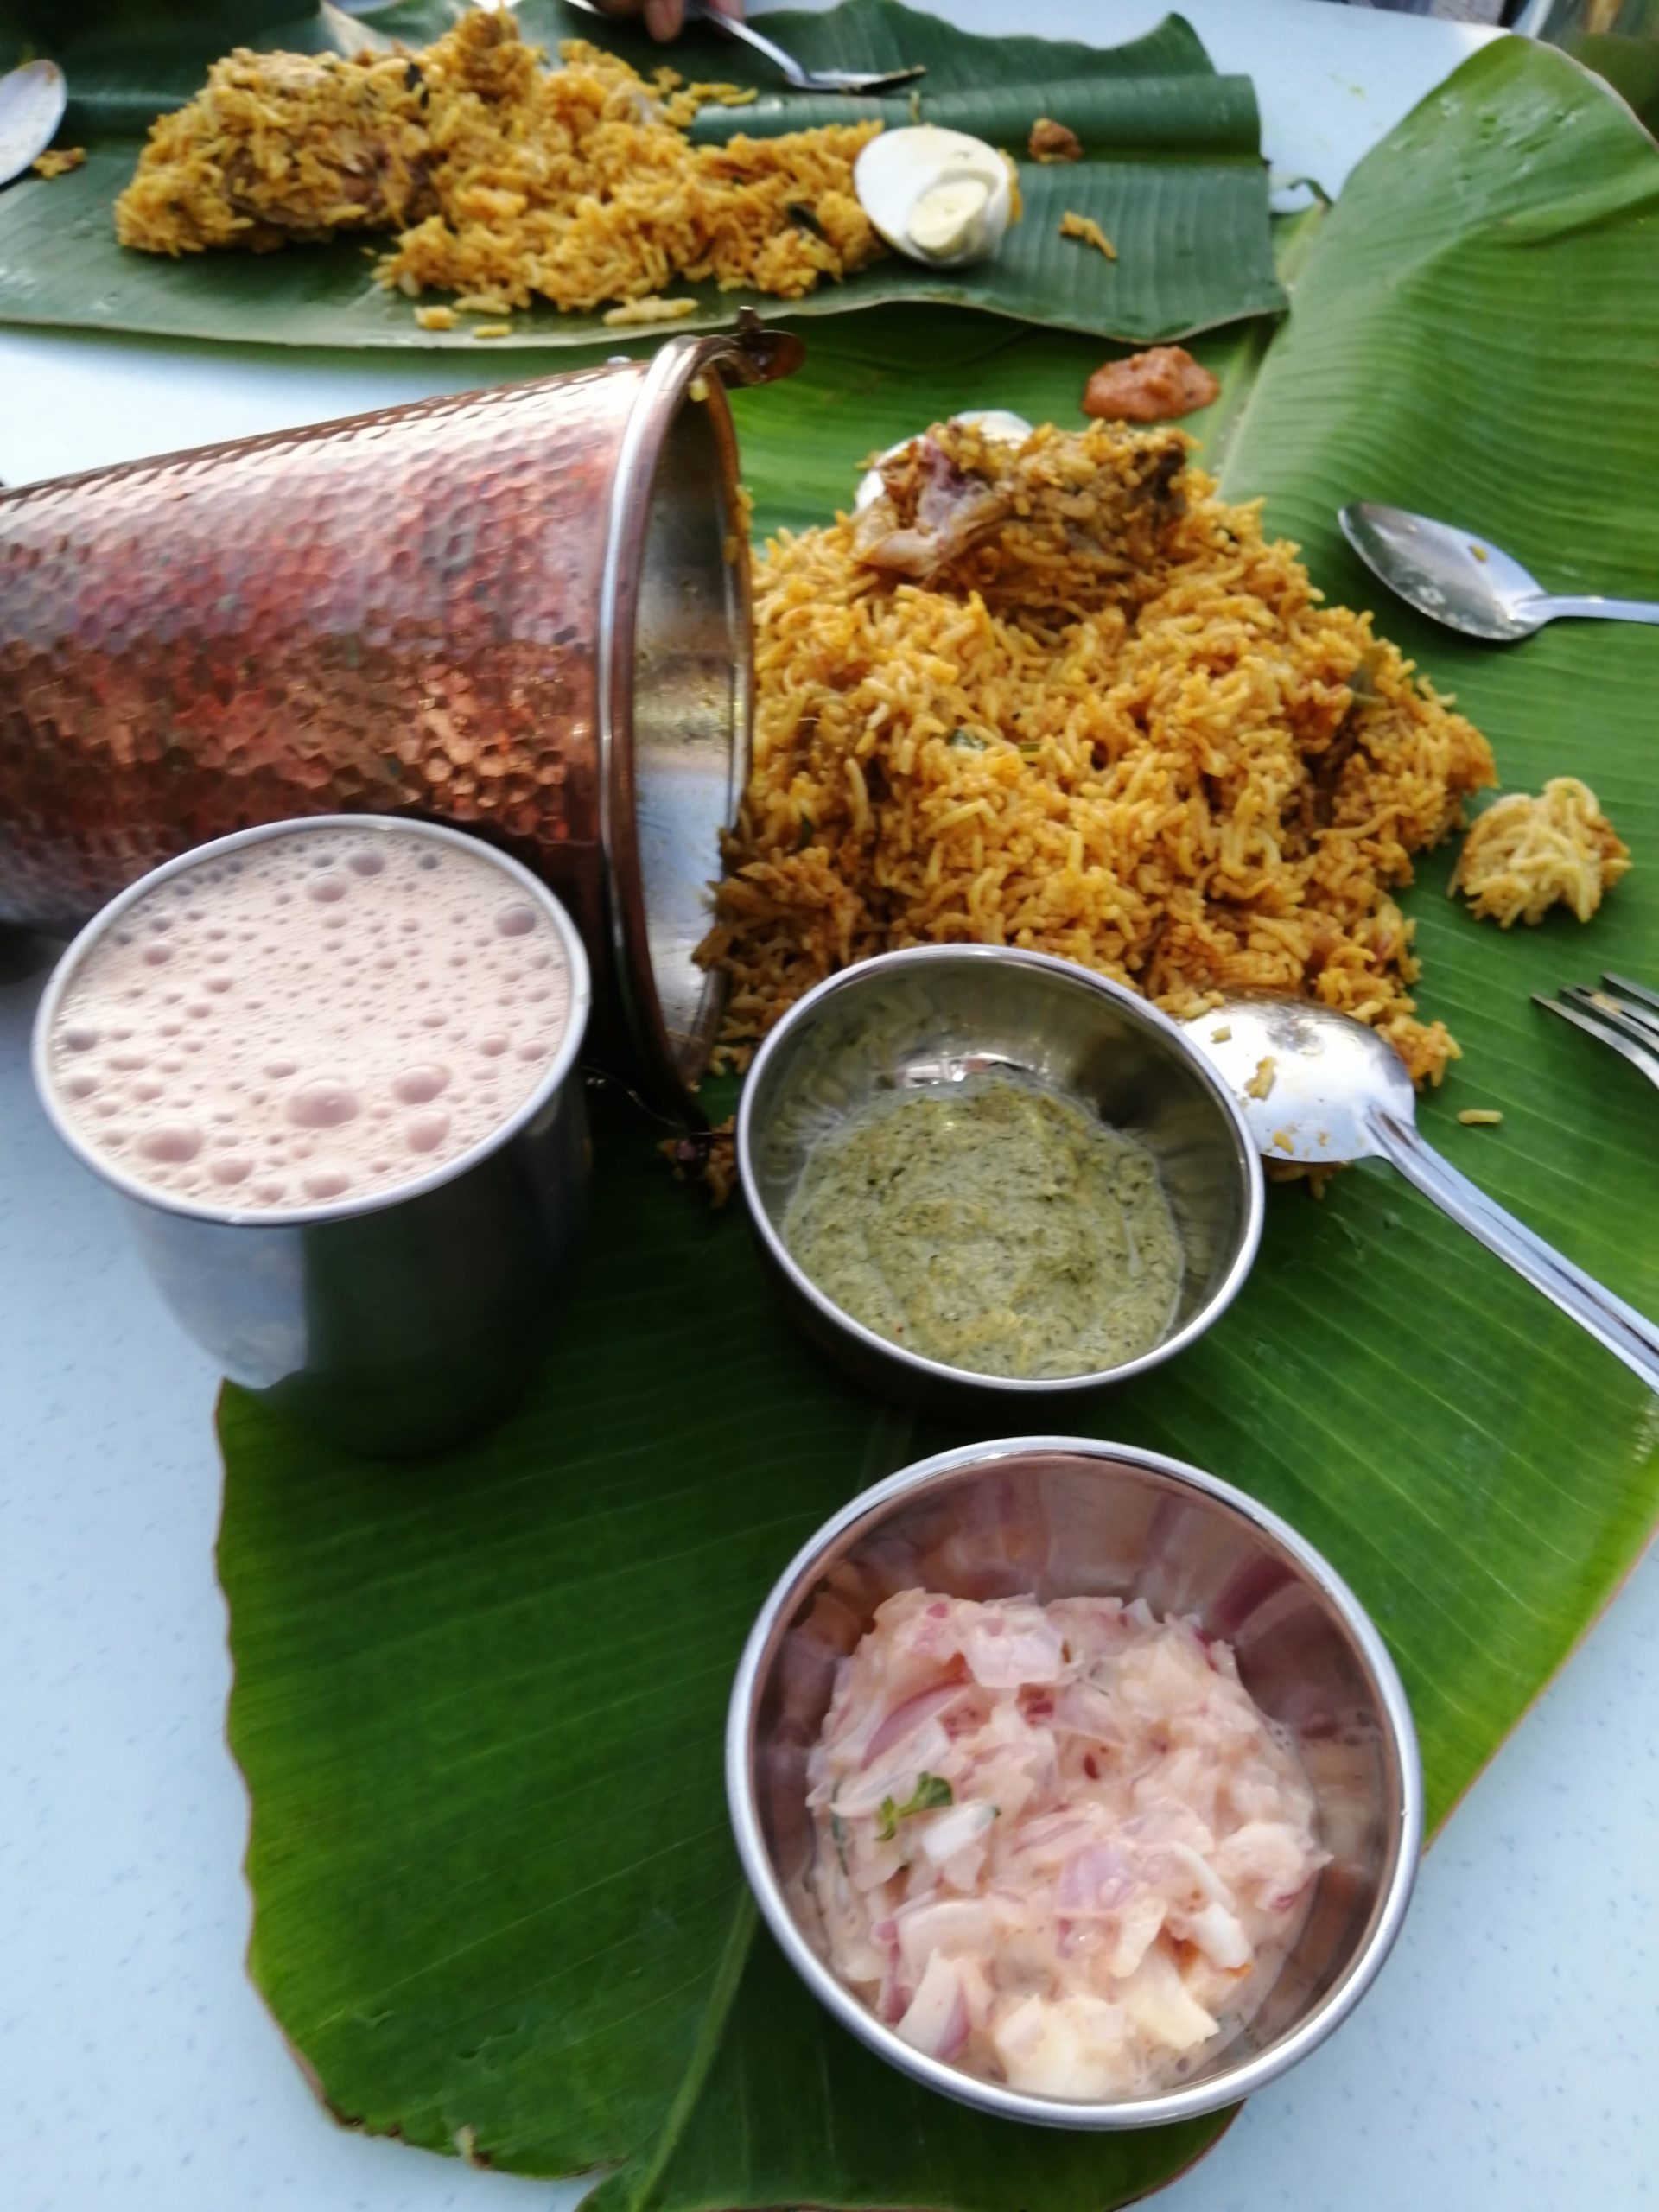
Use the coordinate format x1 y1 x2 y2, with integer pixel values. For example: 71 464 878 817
701 418 1497 1087
1060 210 1116 259
1450 776 1630 927
114 10 882 316
602 296 700 327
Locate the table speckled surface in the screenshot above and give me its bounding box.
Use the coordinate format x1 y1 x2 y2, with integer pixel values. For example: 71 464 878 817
3 3 1656 2208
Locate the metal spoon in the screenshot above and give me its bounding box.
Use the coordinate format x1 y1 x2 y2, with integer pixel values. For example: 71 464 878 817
1183 995 1659 1394
682 0 925 91
1339 501 1659 643
0 59 67 188
562 0 925 93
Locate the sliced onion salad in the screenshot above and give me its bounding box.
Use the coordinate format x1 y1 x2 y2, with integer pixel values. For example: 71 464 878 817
805 1589 1328 2100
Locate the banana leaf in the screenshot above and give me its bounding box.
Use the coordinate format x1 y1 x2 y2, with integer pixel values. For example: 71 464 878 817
0 0 1282 346
216 33 1659 2212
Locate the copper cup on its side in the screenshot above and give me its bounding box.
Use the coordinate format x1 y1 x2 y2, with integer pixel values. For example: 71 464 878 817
0 313 801 1118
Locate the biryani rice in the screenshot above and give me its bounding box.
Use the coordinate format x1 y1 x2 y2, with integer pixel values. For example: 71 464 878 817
115 10 884 314
1450 775 1630 926
702 419 1497 1084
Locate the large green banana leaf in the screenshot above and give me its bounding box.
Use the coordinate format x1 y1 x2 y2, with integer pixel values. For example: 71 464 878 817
214 32 1659 2212
0 0 1281 347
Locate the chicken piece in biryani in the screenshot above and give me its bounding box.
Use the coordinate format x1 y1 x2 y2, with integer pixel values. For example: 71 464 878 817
807 1588 1327 2101
115 47 437 252
851 415 1188 617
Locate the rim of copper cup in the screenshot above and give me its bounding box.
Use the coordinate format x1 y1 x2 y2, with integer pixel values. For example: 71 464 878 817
726 1433 1425 2131
597 334 754 1122
31 813 594 1229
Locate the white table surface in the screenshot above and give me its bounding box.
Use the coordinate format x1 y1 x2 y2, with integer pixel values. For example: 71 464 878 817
3 5 1656 2209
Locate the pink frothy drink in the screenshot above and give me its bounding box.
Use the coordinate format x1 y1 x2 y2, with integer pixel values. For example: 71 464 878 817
43 822 573 1215
34 817 593 1453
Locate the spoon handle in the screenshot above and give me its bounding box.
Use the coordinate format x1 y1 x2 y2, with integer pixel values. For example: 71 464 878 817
1540 594 1659 627
1371 1110 1659 1394
684 2 809 86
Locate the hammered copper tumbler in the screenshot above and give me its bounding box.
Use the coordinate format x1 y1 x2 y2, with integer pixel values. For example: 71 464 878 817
0 313 803 1117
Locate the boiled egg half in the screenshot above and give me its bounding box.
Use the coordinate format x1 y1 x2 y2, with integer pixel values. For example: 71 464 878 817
854 125 1019 269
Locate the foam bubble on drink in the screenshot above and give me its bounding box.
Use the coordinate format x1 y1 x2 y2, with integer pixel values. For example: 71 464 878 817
48 826 573 1213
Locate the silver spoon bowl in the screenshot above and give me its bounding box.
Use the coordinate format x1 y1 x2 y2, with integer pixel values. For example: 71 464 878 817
1340 500 1659 642
0 59 67 188
1184 995 1659 1394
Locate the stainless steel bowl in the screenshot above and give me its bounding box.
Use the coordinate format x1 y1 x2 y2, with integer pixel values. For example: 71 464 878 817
727 1435 1422 2130
735 947 1264 1408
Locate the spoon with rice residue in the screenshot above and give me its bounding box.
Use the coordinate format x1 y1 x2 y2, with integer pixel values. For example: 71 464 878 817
1184 995 1659 1392
1340 501 1659 642
0 59 67 188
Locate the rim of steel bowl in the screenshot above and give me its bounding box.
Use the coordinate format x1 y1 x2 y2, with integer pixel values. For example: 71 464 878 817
735 944 1266 1395
726 1432 1425 2130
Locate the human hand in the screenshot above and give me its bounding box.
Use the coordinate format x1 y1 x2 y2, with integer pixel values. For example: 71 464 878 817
594 0 744 42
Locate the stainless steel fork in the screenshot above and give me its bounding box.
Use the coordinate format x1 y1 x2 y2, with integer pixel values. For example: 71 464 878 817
1535 973 1659 1093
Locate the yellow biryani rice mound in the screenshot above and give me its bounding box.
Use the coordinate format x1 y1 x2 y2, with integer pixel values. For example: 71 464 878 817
702 418 1497 1085
115 10 882 313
